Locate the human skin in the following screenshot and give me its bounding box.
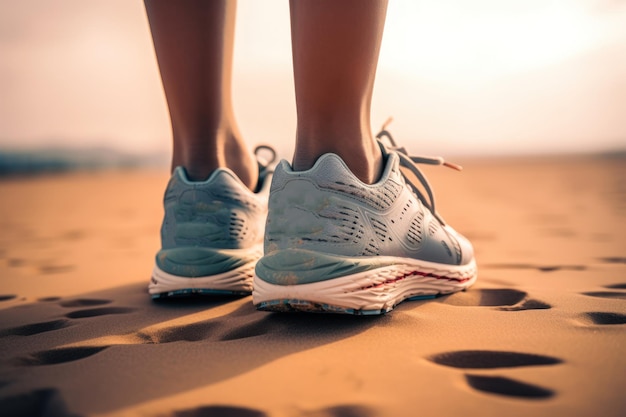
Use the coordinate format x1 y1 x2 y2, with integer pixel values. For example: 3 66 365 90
144 0 388 187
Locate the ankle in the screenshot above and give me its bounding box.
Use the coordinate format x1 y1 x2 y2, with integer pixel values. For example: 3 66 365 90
225 139 258 191
171 131 258 190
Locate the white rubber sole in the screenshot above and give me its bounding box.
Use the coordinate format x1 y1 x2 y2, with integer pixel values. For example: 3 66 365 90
149 262 256 298
253 258 477 314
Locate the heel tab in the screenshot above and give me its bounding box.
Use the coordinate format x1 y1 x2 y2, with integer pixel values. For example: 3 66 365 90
171 165 244 187
276 153 352 176
172 166 189 181
273 153 398 187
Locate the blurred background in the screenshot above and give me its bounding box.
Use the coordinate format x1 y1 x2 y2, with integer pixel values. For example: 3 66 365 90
1 0 625 172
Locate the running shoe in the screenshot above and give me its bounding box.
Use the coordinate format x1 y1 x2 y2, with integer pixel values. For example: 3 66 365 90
253 123 477 314
149 146 276 298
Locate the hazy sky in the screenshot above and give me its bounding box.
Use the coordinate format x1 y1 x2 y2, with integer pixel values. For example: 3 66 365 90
1 0 625 156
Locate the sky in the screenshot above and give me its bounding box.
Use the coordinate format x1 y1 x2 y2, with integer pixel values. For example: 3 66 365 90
0 0 625 157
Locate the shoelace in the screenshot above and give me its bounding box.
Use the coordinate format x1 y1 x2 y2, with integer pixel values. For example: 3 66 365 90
252 144 277 191
375 118 461 225
254 144 277 171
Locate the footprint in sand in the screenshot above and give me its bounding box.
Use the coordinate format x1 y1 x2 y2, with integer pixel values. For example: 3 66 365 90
581 282 626 300
483 263 586 272
598 257 626 265
170 405 268 417
604 283 626 290
18 306 276 366
0 319 72 337
0 388 79 417
170 404 376 417
219 316 281 341
442 289 551 311
9 303 135 362
143 320 222 343
580 312 626 325
428 350 562 369
299 405 377 417
18 346 108 366
38 264 75 275
142 314 279 344
427 350 561 399
38 297 61 302
16 305 371 370
58 299 111 308
65 307 135 319
0 297 120 337
581 291 626 300
464 375 554 399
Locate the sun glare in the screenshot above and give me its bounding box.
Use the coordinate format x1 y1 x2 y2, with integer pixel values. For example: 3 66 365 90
380 1 612 85
0 0 624 154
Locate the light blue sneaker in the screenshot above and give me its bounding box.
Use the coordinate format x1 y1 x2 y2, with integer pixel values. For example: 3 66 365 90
253 128 477 314
149 146 275 298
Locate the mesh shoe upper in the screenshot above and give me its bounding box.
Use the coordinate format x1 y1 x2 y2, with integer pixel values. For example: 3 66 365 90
254 127 476 312
262 143 474 268
155 153 274 279
160 167 268 251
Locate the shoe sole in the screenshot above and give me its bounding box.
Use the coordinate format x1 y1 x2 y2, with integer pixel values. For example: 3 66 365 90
253 257 477 315
149 263 256 299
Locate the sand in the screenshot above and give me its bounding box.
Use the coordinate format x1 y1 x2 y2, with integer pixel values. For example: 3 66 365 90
0 155 624 417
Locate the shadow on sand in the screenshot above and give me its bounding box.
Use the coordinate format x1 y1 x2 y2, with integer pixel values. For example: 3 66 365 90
0 281 388 415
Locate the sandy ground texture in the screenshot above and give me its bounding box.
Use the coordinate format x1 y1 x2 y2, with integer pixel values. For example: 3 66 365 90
0 155 624 417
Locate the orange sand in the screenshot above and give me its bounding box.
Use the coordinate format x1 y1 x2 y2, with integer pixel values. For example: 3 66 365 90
0 155 624 417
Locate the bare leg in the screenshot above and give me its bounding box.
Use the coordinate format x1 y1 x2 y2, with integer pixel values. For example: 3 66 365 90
144 0 257 188
290 0 388 184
